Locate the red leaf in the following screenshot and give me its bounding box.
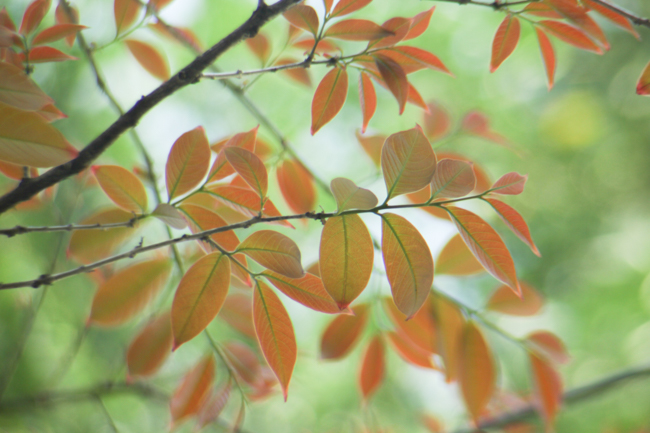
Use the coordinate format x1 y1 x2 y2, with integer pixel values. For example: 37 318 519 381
372 17 412 49
1 7 17 32
526 331 570 364
490 172 527 195
263 271 340 314
582 0 639 40
484 198 540 256
523 3 563 18
407 83 428 111
637 60 650 96
292 37 340 55
538 20 603 54
320 304 369 359
55 4 80 46
311 67 348 135
461 110 510 147
330 0 373 18
92 165 148 214
458 322 496 422
529 352 563 426
26 46 77 63
359 335 385 400
374 54 408 114
324 19 391 41
404 7 435 40
0 61 53 111
114 0 141 36
358 71 376 133
197 380 232 429
219 294 256 338
170 354 215 423
125 39 169 81
377 46 452 76
32 24 86 46
491 15 521 73
283 4 319 36
126 312 173 378
19 0 50 36
535 28 556 90
545 0 609 50
204 185 293 228
276 158 316 213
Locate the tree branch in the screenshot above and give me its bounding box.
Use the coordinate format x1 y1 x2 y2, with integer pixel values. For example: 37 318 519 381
0 0 304 215
0 218 141 237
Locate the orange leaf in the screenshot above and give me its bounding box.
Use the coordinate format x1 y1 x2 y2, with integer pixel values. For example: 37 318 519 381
355 131 384 166
358 71 376 133
224 147 267 197
23 46 77 63
0 102 76 167
204 185 293 228
253 282 297 401
432 293 465 381
89 258 171 326
422 414 444 433
529 352 563 426
538 20 602 54
166 126 210 200
319 214 374 309
325 19 391 41
207 126 258 183
197 380 232 429
35 103 66 122
54 3 80 46
431 159 476 199
523 2 563 18
311 67 348 135
637 60 650 96
374 54 408 114
407 83 428 111
0 61 53 111
323 0 334 13
535 28 556 90
381 213 434 318
170 354 215 423
378 46 452 76
384 297 437 353
487 282 544 316
330 177 378 212
423 102 451 141
275 57 312 87
263 271 340 314
404 7 435 40
359 335 385 400
330 0 373 18
32 24 86 45
372 17 412 49
484 198 540 256
67 208 136 264
545 0 609 50
490 172 527 195
219 293 256 338
446 206 520 295
246 33 271 64
320 303 369 359
490 15 521 73
19 0 50 35
92 165 148 214
114 0 141 36
458 321 496 422
283 4 319 36
582 0 639 39
386 332 436 369
381 127 437 200
125 39 169 80
276 158 316 213
0 160 25 180
436 233 484 276
526 331 570 364
238 230 303 278
172 252 231 349
126 312 173 378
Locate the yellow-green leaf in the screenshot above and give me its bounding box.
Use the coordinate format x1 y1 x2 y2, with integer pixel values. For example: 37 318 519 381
238 230 304 278
92 165 148 214
330 177 378 213
166 126 211 200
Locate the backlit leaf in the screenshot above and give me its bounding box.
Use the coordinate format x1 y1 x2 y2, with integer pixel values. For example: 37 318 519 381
405 186 450 220
276 158 316 214
523 2 563 18
89 258 171 326
166 126 210 200
382 213 434 318
436 233 484 276
36 103 66 122
204 185 293 228
386 332 435 369
490 15 521 73
404 7 435 40
320 304 369 359
0 61 53 110
359 335 385 400
68 208 136 264
545 0 609 49
487 282 544 316
407 83 428 110
526 331 570 364
275 57 312 87
461 111 510 148
311 67 348 135
92 165 148 214
126 312 173 378
330 177 378 213
170 354 215 423
490 172 527 195
529 352 563 426
384 297 437 353
355 131 384 166
32 24 86 45
377 46 452 76
432 293 465 381
637 60 650 96
330 0 373 18
263 271 340 314
484 198 540 256
431 159 476 199
207 126 258 183
538 20 602 54
224 147 268 197
0 160 25 180
54 3 80 46
23 46 77 63
152 203 187 229
223 341 262 388
325 19 390 41
423 102 451 141
114 0 141 36
125 39 170 81
372 17 412 49
246 33 271 64
19 0 50 35
535 28 556 90
253 282 297 401
197 380 232 429
381 127 436 200
458 321 495 422
374 54 408 114
319 214 373 310
239 230 303 278
582 0 639 39
358 71 376 133
446 206 520 295
219 293 256 338
172 252 231 349
283 4 319 36
292 37 341 55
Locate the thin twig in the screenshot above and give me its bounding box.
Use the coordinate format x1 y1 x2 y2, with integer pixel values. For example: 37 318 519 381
0 218 140 237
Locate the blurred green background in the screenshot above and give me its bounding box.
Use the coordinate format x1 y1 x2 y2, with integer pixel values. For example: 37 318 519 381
1 0 650 432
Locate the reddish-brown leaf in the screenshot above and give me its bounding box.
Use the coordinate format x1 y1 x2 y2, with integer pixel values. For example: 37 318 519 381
125 39 169 81
446 206 520 295
246 33 271 64
283 4 319 36
320 304 369 359
0 160 25 180
431 159 476 199
1 7 17 31
319 214 373 309
330 177 378 212
458 322 496 422
359 335 385 400
545 0 609 49
359 71 376 133
114 0 141 36
23 46 77 63
436 233 484 276
92 165 148 214
404 7 435 40
523 2 563 18
311 67 348 135
535 28 556 90
377 46 452 76
54 3 80 46
538 20 602 54
0 61 53 111
204 185 293 228
35 103 66 122
372 17 412 49
407 83 428 111
276 158 316 214
487 282 544 316
491 15 521 73
526 331 570 364
253 282 297 401
170 354 215 423
275 57 312 87
239 230 303 279
484 198 540 256
384 298 437 353
19 0 50 35
32 24 86 45
490 172 527 195
582 0 639 39
126 312 173 378
165 126 210 200
330 0 373 18
529 352 563 426
292 37 341 55
432 294 465 381
224 147 268 197
207 126 258 183
325 19 391 41
323 0 334 13
386 332 436 369
374 54 408 114
263 271 340 314
637 60 650 96
67 208 136 264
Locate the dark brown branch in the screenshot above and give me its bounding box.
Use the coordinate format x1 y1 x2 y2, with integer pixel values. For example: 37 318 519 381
0 218 140 237
0 0 304 215
588 0 650 29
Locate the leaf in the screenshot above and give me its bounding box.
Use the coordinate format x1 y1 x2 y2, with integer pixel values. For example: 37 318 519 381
114 0 141 36
330 177 378 213
529 352 563 426
378 46 452 76
223 342 263 388
355 131 384 166
0 61 53 110
263 271 340 314
89 258 171 326
330 0 373 18
372 17 412 49
1 7 17 31
359 335 385 400
422 414 444 433
423 102 451 141
381 127 437 200
358 71 376 133
283 4 319 36
458 321 496 422
68 208 136 264
170 354 215 423
125 39 170 81
637 60 650 96
19 0 50 35
152 203 187 229
374 54 408 114
490 172 527 195
523 2 563 18
276 158 316 213
204 185 293 228
446 206 520 294
0 102 76 167
32 24 86 45
320 304 369 359
92 165 148 214
224 147 268 197
319 214 374 310
545 0 609 49
404 7 435 40
197 380 232 429
384 297 437 353
407 83 428 111
172 252 231 349
323 0 334 13
582 0 639 39
219 294 256 338
0 160 25 180
253 282 297 401
324 19 391 41
386 332 436 369
436 233 484 276
311 67 348 135
275 57 311 87
432 293 465 381
431 159 476 199
207 126 258 183
126 312 173 378
166 126 210 200
526 331 570 364
538 20 602 54
54 3 80 46
461 111 510 148
24 46 77 63
484 198 540 256
535 28 556 90
292 37 341 55
490 15 521 73
487 282 544 316
245 33 271 64
238 230 303 278
36 103 66 122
